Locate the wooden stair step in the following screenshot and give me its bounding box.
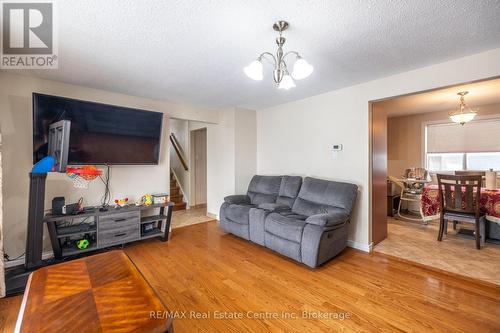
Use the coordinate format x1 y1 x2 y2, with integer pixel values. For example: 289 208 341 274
169 171 185 211
172 202 187 211
170 194 184 204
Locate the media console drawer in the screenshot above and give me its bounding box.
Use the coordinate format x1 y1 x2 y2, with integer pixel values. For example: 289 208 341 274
99 225 140 246
99 211 140 231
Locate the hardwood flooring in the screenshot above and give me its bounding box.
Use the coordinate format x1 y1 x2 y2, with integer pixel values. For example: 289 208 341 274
0 293 21 332
124 221 500 332
375 218 500 285
1 220 499 332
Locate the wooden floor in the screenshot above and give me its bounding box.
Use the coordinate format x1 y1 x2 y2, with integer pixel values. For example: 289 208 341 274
375 218 500 285
2 221 499 332
0 295 21 332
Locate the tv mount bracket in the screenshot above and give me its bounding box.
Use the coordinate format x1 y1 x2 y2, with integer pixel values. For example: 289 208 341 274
47 120 71 172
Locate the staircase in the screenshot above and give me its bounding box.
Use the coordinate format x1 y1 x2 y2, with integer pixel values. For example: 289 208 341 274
170 171 187 211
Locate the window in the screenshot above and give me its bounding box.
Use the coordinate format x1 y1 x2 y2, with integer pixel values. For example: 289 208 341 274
425 119 500 172
426 153 464 172
467 152 500 170
426 152 500 172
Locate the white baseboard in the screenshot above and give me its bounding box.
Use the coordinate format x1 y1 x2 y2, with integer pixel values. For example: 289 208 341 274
347 240 373 252
4 251 54 268
206 212 218 220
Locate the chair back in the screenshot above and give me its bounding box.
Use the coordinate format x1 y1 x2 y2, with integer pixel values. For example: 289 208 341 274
454 171 486 176
454 171 485 185
437 174 482 217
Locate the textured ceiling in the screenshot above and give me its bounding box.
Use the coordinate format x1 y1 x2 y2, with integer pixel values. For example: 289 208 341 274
380 78 500 117
8 0 500 109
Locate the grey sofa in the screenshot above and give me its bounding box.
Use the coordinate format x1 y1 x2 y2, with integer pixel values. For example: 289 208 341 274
219 175 301 240
220 175 358 268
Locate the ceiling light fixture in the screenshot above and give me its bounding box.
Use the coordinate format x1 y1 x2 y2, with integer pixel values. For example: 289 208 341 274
243 20 313 90
449 91 477 125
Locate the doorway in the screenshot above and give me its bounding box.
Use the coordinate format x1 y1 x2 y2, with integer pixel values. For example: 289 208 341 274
370 77 500 285
190 128 207 207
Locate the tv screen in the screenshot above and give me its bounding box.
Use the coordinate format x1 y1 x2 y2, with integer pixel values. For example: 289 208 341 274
33 93 163 165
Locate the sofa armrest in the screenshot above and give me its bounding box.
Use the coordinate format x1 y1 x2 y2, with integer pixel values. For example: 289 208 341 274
224 195 251 205
257 203 290 212
305 210 350 227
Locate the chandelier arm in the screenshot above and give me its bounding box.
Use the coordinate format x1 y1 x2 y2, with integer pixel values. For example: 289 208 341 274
283 51 300 61
259 52 277 67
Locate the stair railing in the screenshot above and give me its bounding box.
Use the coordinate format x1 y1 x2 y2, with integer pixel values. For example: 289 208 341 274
169 133 188 171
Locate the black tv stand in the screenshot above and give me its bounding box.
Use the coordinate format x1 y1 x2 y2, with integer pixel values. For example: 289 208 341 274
5 196 173 295
44 202 174 260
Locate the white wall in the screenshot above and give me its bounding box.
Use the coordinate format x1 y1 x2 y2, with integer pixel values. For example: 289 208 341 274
257 48 500 249
234 108 257 194
190 108 257 217
0 72 220 257
206 109 237 216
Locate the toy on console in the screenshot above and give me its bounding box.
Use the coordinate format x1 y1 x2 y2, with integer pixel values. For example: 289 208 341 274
136 194 153 206
152 193 170 204
114 197 129 207
76 239 89 250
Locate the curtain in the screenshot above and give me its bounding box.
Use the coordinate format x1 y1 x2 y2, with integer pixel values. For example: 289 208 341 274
427 118 500 153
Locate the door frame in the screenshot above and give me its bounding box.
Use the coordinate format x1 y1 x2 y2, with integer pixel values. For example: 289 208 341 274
189 127 207 207
369 75 500 245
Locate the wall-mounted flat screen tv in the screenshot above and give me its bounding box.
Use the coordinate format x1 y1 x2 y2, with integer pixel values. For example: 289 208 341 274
33 93 163 165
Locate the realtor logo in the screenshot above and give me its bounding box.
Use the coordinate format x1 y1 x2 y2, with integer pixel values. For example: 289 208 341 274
1 1 57 68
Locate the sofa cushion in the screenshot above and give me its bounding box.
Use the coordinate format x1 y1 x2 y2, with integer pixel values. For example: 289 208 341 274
265 213 307 243
257 203 290 212
276 176 303 208
222 220 250 240
264 232 301 262
279 211 308 220
225 204 254 225
224 194 251 205
305 208 350 227
247 175 283 205
292 177 358 217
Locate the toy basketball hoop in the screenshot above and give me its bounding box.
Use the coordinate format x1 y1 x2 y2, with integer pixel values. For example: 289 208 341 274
66 166 102 188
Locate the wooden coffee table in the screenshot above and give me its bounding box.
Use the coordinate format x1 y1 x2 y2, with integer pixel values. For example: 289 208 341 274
15 250 173 332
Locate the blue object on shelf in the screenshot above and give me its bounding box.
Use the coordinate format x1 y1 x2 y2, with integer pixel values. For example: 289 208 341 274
32 156 56 174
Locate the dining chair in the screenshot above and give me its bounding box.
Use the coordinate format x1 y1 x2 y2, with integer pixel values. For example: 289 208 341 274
437 174 484 249
452 171 486 230
454 171 486 176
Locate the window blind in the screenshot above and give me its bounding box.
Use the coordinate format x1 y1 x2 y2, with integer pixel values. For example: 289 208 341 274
426 118 500 153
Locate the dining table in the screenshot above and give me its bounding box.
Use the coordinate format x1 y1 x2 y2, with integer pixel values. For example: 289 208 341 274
421 184 500 224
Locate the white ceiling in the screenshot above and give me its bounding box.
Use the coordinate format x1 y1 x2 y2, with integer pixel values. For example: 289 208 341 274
8 0 500 109
380 78 500 117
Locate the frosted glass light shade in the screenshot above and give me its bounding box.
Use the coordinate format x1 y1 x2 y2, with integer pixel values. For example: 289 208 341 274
243 60 263 81
278 74 296 90
291 58 313 80
449 111 476 125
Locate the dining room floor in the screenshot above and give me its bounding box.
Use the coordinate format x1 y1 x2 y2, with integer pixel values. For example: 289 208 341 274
171 204 214 229
374 217 500 285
